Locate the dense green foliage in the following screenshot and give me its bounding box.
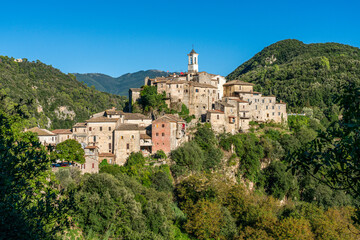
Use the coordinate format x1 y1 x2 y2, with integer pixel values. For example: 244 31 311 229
0 56 126 129
291 79 360 199
52 139 85 164
0 106 69 239
227 39 360 119
74 70 177 96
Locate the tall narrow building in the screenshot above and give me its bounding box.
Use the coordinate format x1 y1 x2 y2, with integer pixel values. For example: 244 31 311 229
187 49 199 73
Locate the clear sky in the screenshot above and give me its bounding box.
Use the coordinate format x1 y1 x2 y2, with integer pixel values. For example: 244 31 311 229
1 0 359 77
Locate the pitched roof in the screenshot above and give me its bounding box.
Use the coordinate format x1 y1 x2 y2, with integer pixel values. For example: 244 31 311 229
152 114 185 123
99 153 115 157
235 99 249 103
123 112 151 120
85 146 98 149
190 82 217 89
218 101 234 107
27 127 55 136
129 88 142 92
189 49 197 54
52 129 72 134
223 80 254 86
115 124 145 131
207 110 224 114
86 117 119 123
73 122 86 127
140 134 152 139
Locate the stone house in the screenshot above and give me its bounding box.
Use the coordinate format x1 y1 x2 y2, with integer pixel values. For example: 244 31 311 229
113 124 145 165
152 115 186 154
51 129 73 144
26 127 57 146
130 49 226 119
77 146 99 174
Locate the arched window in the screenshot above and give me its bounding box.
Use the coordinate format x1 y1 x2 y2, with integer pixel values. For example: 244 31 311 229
194 57 197 64
190 58 193 64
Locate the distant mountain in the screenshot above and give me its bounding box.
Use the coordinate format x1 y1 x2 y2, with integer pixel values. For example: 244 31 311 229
227 39 360 116
74 70 177 96
0 56 127 129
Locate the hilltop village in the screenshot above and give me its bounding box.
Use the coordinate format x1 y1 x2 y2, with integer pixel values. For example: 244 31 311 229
28 49 287 173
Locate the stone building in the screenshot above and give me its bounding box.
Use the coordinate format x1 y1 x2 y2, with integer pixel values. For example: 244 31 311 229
207 80 287 133
152 115 186 154
51 129 73 144
27 127 57 146
130 49 226 119
77 146 99 174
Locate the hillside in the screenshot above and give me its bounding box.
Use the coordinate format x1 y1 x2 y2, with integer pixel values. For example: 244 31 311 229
0 56 127 129
227 39 360 119
74 70 176 96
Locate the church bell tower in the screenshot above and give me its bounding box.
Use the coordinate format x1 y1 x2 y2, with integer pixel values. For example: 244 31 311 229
187 49 199 73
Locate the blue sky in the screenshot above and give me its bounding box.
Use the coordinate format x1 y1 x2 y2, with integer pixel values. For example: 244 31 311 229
1 0 359 77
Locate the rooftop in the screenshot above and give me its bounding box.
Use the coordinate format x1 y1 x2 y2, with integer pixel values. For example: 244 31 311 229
140 133 152 139
115 124 145 131
152 114 185 123
86 117 119 123
207 110 224 114
52 129 72 134
223 80 255 86
27 127 55 136
73 122 86 127
123 112 151 120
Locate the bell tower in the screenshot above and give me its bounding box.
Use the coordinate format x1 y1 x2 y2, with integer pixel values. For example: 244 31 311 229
187 49 199 73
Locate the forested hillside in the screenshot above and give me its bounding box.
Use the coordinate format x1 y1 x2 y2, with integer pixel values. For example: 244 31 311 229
0 56 127 129
227 39 360 118
74 70 177 96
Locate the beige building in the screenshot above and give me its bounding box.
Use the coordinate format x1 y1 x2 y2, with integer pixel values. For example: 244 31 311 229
51 129 73 144
76 146 99 174
26 127 57 146
207 80 287 134
113 124 145 165
131 49 226 119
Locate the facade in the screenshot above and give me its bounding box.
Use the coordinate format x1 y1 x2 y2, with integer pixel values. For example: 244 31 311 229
51 129 73 144
152 115 186 154
130 49 226 119
207 80 287 133
77 146 99 174
27 127 57 146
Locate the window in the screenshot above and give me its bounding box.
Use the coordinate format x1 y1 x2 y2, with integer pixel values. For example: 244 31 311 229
121 136 123 139
89 127 92 131
176 84 178 88
194 57 197 64
270 99 272 103
92 163 94 169
256 105 258 110
93 136 96 142
262 99 264 103
52 137 54 141
162 133 165 136
162 124 165 128
108 136 111 140
100 127 102 131
272 112 275 116
131 135 134 139
213 90 216 93
266 106 268 110
74 128 77 132
156 133 159 136
127 144 130 150
278 112 281 116
217 115 219 120
109 127 111 131
109 159 112 164
278 106 280 110
272 106 275 109
195 89 199 92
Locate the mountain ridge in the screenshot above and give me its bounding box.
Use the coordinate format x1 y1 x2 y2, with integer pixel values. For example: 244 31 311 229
74 70 177 96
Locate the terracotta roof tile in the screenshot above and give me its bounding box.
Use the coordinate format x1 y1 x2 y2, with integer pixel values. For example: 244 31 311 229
52 129 72 134
223 80 254 86
27 127 55 136
86 117 119 123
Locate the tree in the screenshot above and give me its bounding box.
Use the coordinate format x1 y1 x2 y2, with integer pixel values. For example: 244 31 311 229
290 80 360 198
0 110 69 239
53 139 85 164
139 85 168 114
